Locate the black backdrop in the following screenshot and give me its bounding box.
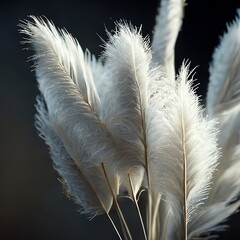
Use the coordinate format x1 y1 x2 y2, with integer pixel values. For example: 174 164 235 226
0 0 240 239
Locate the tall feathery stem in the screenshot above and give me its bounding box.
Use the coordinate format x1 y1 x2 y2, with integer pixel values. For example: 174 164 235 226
72 166 121 238
106 213 123 240
128 173 147 240
151 193 161 239
101 163 133 240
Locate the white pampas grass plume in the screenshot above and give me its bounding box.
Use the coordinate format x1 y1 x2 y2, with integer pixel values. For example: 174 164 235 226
207 10 240 118
147 64 219 239
190 10 240 238
207 11 240 173
20 0 240 239
35 96 113 216
152 0 185 84
100 24 151 197
20 17 121 217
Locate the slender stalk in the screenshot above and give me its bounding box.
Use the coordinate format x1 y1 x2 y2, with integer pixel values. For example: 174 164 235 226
116 209 129 240
107 213 122 240
71 164 122 240
146 167 152 240
106 213 123 240
151 193 161 240
128 173 147 240
101 163 133 240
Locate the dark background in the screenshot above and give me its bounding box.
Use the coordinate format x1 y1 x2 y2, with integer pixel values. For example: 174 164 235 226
0 0 240 239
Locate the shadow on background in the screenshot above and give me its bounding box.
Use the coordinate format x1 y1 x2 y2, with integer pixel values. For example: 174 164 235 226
0 0 240 239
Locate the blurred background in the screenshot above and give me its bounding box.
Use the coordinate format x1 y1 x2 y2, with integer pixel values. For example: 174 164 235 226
0 0 240 239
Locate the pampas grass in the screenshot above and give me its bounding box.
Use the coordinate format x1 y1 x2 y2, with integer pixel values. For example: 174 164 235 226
20 0 240 239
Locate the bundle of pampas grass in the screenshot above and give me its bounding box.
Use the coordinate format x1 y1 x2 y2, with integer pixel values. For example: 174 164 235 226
20 0 240 239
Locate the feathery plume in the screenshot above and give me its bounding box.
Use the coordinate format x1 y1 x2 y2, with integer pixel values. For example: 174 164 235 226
147 65 219 239
190 10 240 238
152 0 185 84
35 96 113 216
21 0 240 239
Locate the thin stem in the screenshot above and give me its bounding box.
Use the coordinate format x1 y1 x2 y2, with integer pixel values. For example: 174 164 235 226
128 173 147 240
70 164 123 239
117 209 129 240
101 163 133 240
147 188 152 240
106 213 123 240
151 193 161 240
